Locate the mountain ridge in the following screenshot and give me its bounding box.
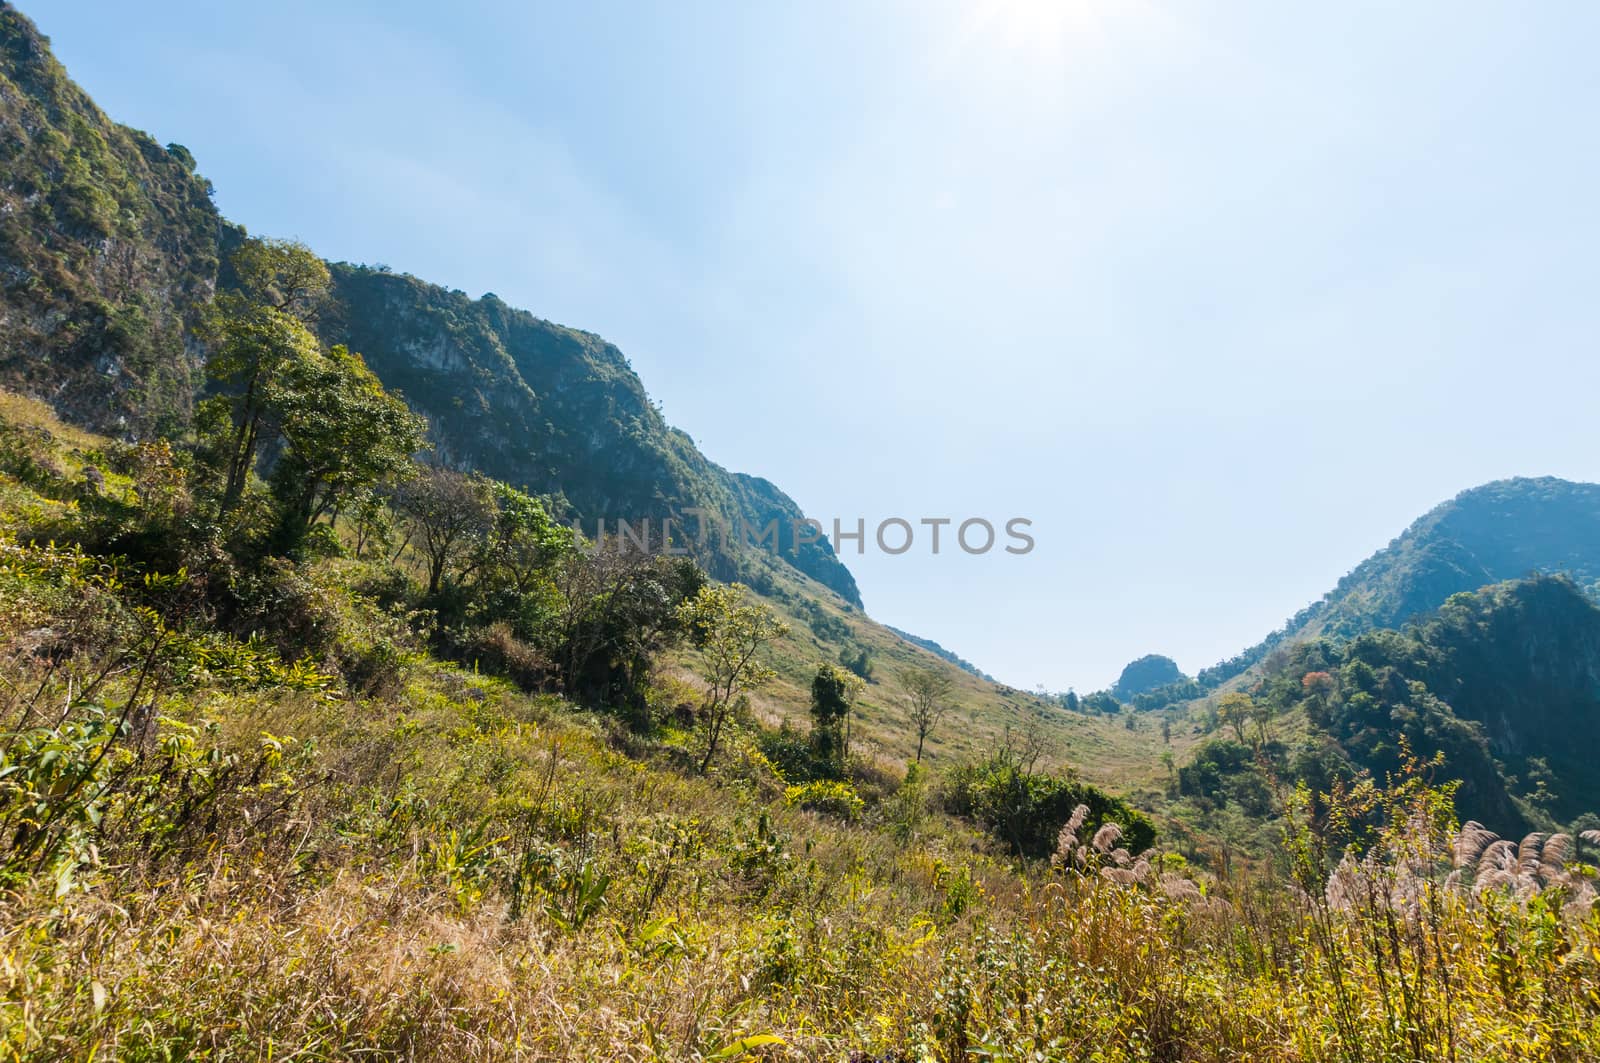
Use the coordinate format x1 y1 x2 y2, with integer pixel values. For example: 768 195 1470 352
1131 476 1600 709
0 5 859 606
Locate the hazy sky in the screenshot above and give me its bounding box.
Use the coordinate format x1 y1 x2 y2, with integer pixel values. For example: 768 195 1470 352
36 1 1600 690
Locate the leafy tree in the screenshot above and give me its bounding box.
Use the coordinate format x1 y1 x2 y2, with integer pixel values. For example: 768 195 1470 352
478 483 574 597
1216 692 1254 745
903 667 955 763
393 466 496 596
198 238 330 512
268 345 426 548
227 236 332 318
551 552 703 719
676 584 788 773
809 663 863 771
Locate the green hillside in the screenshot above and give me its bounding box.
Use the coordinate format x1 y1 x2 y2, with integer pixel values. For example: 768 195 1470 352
1136 477 1600 709
0 4 1176 803
320 265 861 605
0 6 858 610
1170 575 1600 843
0 7 220 435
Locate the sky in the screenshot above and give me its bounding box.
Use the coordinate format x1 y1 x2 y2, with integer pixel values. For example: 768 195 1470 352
34 1 1600 691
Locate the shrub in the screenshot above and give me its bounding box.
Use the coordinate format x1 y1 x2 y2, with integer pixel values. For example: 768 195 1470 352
784 779 865 822
945 753 1156 859
454 621 553 692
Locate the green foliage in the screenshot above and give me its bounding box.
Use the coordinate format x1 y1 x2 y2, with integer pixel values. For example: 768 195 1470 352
838 644 873 680
944 750 1157 860
267 344 426 548
1076 690 1123 715
1243 575 1600 834
548 552 704 719
807 663 860 771
783 779 864 822
676 583 787 773
1177 739 1275 815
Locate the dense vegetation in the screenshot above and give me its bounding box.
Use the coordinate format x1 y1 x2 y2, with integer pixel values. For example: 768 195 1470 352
1128 478 1600 711
1172 576 1600 844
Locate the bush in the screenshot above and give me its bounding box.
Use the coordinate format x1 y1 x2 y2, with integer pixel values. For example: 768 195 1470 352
784 779 865 822
453 621 553 692
945 753 1156 859
759 722 831 783
224 558 341 662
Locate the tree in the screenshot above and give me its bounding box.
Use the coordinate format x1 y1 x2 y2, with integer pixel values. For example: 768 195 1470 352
1216 692 1254 745
551 551 703 718
478 483 574 597
393 466 496 595
1247 697 1275 748
810 663 863 771
198 238 330 513
268 345 426 547
676 584 787 773
227 236 332 318
903 667 955 763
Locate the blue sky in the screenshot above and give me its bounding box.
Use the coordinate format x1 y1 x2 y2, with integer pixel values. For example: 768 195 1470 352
37 1 1600 690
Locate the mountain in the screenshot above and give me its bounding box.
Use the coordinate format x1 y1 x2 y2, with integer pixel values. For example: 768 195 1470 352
319 265 860 603
1139 477 1600 708
0 5 858 606
1291 477 1600 643
1164 482 1600 837
0 5 221 435
884 625 996 682
1112 654 1186 700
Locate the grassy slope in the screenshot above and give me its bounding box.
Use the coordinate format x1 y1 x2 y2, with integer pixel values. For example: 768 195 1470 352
698 557 1197 800
4 390 1598 1061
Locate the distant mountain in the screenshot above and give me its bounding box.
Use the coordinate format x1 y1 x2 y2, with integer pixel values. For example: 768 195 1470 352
885 626 995 682
1290 477 1600 642
1112 654 1186 700
0 6 859 605
1142 477 1600 708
